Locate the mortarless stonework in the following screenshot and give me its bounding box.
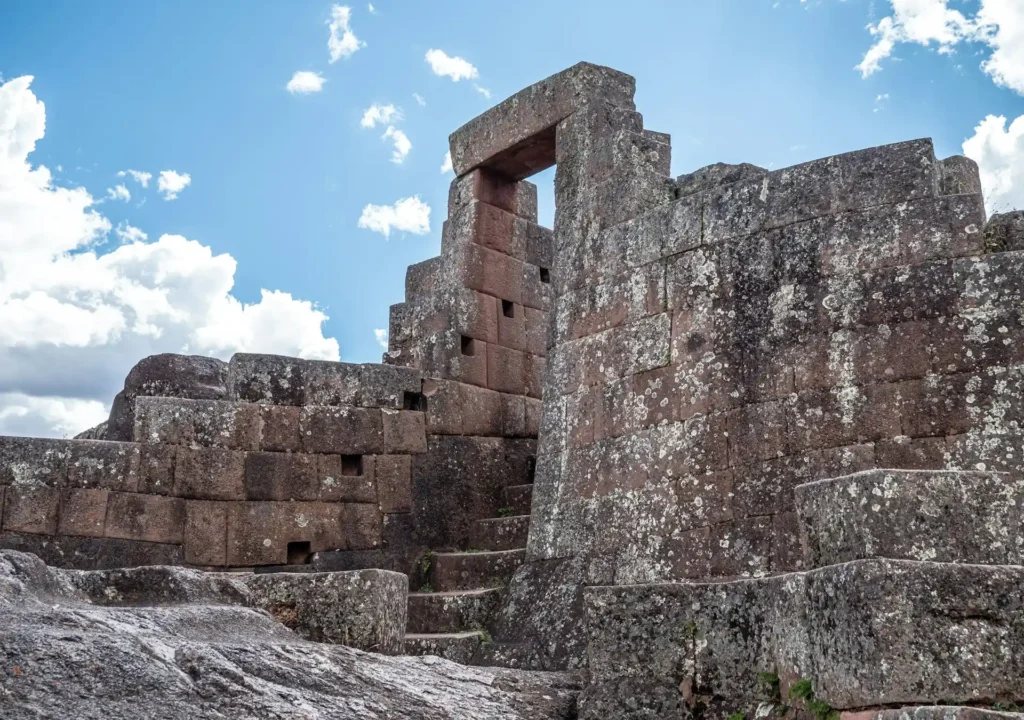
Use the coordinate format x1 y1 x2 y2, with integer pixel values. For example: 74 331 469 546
3 62 1024 717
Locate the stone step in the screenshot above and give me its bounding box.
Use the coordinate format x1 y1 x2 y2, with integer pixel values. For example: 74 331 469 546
407 588 503 634
404 632 484 664
429 549 526 592
470 515 530 552
501 484 533 515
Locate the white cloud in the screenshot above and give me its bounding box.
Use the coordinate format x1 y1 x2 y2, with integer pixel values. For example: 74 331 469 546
474 85 492 99
118 169 152 188
361 103 400 128
358 196 431 237
413 93 427 107
0 75 339 437
425 49 479 82
368 3 376 13
963 113 1024 214
157 170 191 200
441 150 453 174
114 222 147 244
382 126 411 163
328 5 365 62
287 71 326 94
106 184 131 202
855 1 1024 94
373 328 388 349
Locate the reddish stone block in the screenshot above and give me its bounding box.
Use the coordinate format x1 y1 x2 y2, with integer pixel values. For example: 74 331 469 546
173 447 245 501
525 354 545 399
454 290 498 344
345 503 383 550
731 455 811 517
807 443 876 481
771 511 804 572
500 393 528 437
66 441 139 492
726 400 788 465
662 525 712 579
676 469 734 530
594 378 636 441
895 374 974 439
226 502 347 566
525 398 542 436
448 168 537 221
137 444 176 496
422 378 463 435
496 299 527 352
708 516 772 578
473 200 521 258
376 455 412 513
524 306 548 357
184 500 228 566
460 384 502 436
382 410 427 453
299 406 385 455
105 492 185 545
565 387 597 446
2 486 59 535
318 454 377 503
133 396 194 446
487 344 527 395
875 435 948 470
58 488 109 537
459 243 524 305
522 261 552 312
260 404 301 452
243 451 319 501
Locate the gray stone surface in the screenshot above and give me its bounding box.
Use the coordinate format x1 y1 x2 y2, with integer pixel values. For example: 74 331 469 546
796 469 1024 567
243 569 408 654
0 550 580 719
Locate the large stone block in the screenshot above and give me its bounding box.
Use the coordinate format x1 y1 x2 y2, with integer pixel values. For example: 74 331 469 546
796 469 1024 567
183 500 228 566
317 454 377 503
104 492 185 545
382 409 427 454
243 451 320 501
0 531 184 569
173 447 245 501
448 167 538 221
0 437 69 487
57 488 109 538
243 569 408 654
2 485 59 535
226 501 347 566
66 440 140 492
299 406 385 455
449 61 636 178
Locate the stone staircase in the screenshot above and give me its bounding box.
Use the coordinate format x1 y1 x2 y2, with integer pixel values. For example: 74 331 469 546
404 482 533 663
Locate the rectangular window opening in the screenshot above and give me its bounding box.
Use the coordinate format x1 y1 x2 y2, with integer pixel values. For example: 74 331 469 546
403 391 427 412
461 335 476 356
539 267 550 284
341 455 363 477
527 456 537 483
287 541 312 565
502 300 515 318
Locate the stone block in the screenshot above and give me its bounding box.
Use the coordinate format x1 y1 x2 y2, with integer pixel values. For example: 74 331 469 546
58 488 109 537
448 167 538 221
227 353 306 405
874 436 948 470
421 378 463 435
376 455 412 514
184 500 228 566
796 469 1024 567
191 400 262 450
353 363 423 410
2 485 59 535
66 440 140 492
243 451 320 501
449 61 635 178
137 443 177 496
452 289 498 344
382 410 427 454
173 447 245 501
522 260 552 311
457 242 525 305
0 531 184 570
525 397 542 436
0 437 69 487
525 223 554 270
939 154 983 196
243 569 408 654
496 299 527 352
487 344 527 395
299 406 385 455
317 454 376 503
708 515 773 578
500 393 528 438
105 492 185 545
473 200 524 259
259 404 301 452
226 502 347 566
984 210 1024 253
345 502 384 550
419 331 488 388
525 354 545 399
461 383 503 436
524 306 548 357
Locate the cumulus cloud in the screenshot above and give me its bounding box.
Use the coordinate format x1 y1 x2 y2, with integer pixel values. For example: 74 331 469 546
328 5 365 62
360 103 400 128
0 75 339 437
425 49 479 82
963 113 1024 214
373 328 388 349
357 196 431 237
855 0 1024 94
286 71 326 94
441 150 453 174
382 126 411 164
106 184 131 202
118 169 152 188
157 169 190 200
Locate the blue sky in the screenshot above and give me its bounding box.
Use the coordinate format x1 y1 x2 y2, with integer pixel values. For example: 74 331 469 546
0 0 1022 436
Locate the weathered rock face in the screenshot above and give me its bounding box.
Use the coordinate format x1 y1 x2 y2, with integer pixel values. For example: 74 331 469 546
0 550 580 719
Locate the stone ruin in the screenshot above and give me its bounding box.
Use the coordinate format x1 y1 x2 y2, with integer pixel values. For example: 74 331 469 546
4 62 1024 719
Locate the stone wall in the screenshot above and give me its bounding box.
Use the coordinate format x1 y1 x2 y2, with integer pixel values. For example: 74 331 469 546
0 355 428 570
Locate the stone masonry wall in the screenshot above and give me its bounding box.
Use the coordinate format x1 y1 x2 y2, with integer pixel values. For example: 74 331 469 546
0 354 428 570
